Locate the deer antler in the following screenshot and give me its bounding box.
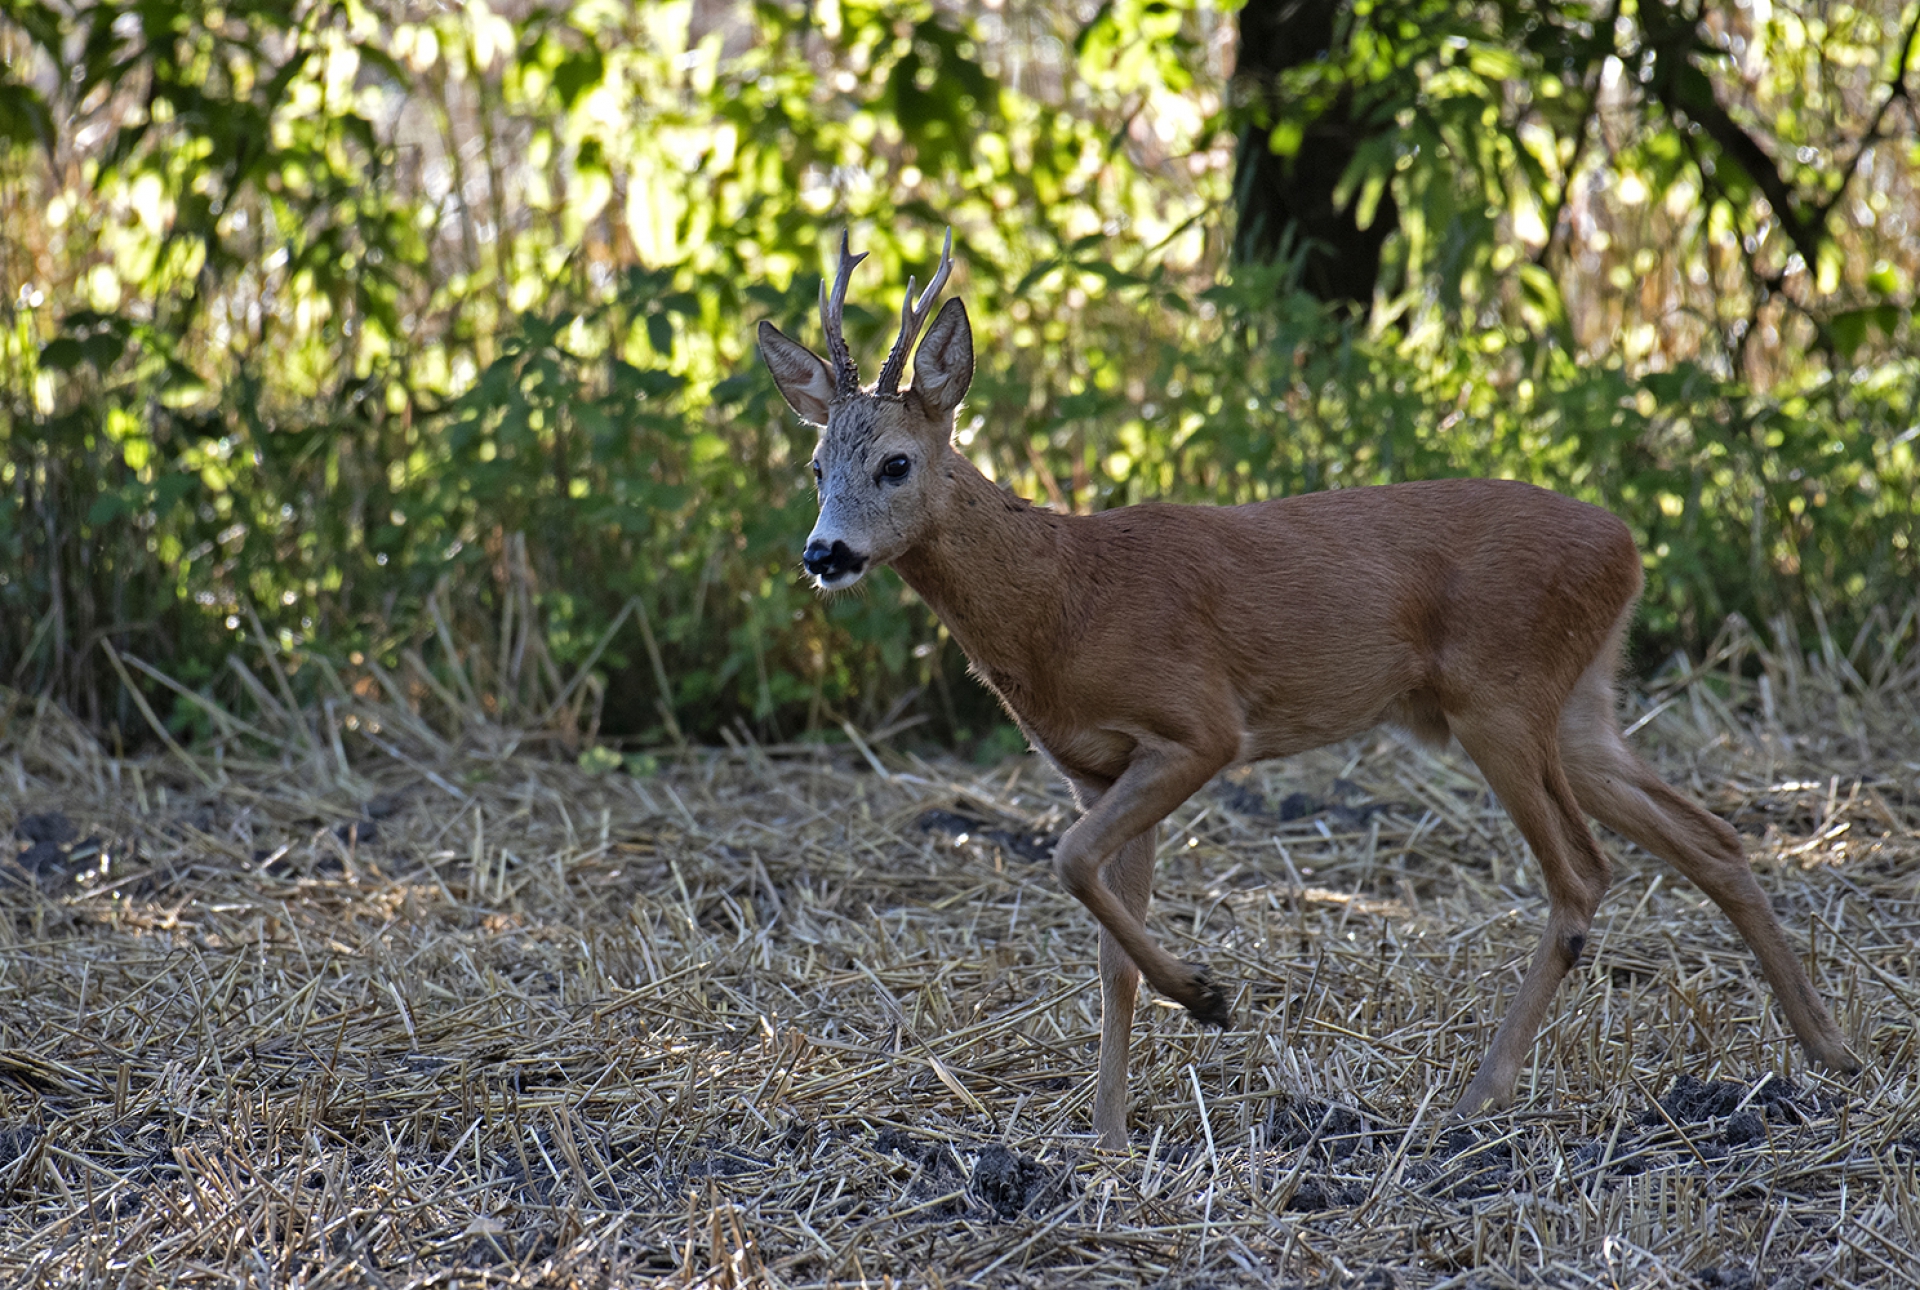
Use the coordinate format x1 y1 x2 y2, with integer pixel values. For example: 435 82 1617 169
875 227 954 396
819 230 868 396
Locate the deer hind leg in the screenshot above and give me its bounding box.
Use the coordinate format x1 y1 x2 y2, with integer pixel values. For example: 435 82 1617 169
1093 827 1156 1150
1557 662 1858 1073
1450 714 1613 1116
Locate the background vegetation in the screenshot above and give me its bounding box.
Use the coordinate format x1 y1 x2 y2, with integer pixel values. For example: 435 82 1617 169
1 0 1916 753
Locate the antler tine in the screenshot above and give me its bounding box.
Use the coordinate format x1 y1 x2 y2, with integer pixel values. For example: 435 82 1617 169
819 230 867 396
875 227 954 395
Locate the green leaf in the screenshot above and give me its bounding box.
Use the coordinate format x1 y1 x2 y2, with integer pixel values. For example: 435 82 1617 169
1012 259 1060 295
1827 305 1901 359
645 313 673 355
1076 261 1148 289
0 80 54 156
577 745 622 775
635 368 682 398
1466 45 1523 80
151 472 197 515
38 338 85 371
82 331 129 370
87 491 125 524
552 48 604 109
711 373 755 405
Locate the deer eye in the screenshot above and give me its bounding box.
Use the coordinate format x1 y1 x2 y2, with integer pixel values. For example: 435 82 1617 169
878 455 911 483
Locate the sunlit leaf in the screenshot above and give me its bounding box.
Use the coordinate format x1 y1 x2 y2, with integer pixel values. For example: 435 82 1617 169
1828 305 1901 359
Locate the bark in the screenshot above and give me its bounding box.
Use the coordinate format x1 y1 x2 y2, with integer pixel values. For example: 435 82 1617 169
1231 0 1396 309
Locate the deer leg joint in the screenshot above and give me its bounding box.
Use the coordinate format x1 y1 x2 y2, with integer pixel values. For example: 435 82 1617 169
1184 966 1234 1029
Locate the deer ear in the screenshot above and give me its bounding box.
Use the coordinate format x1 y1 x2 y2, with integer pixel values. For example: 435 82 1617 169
910 297 972 422
759 321 836 425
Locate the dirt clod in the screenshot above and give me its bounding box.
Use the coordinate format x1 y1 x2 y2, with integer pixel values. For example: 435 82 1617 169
1286 1176 1355 1211
13 812 76 845
914 807 1056 862
1725 1109 1766 1146
12 840 68 877
1279 791 1321 820
334 819 379 847
968 1144 1058 1220
875 1127 952 1175
364 793 409 819
1649 1075 1812 1127
1267 1097 1374 1159
0 1125 43 1162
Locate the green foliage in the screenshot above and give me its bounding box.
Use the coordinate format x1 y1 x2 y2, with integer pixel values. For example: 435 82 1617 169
0 0 1914 745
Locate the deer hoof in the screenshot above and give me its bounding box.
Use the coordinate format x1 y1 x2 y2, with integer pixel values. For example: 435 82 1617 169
1184 967 1234 1029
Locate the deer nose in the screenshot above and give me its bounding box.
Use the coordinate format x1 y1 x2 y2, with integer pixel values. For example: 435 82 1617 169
803 540 864 579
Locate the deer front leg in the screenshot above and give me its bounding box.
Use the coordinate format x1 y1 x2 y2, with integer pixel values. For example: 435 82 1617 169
1052 744 1235 1029
1093 827 1157 1150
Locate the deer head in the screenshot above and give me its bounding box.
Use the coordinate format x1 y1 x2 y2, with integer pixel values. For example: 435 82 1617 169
758 230 972 590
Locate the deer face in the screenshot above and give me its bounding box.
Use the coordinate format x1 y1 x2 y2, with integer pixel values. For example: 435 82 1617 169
758 233 972 591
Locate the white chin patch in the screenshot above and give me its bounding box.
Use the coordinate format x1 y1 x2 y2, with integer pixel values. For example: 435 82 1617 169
815 567 868 591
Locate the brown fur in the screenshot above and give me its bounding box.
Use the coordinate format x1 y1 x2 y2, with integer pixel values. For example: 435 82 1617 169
759 257 1859 1150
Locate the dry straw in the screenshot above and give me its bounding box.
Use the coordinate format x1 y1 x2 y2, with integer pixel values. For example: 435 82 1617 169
0 607 1916 1287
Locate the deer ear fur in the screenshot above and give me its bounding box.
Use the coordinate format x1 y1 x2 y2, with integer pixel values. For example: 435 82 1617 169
910 297 972 422
759 321 836 426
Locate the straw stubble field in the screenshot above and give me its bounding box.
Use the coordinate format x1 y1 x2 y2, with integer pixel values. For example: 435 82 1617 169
1 638 1918 1288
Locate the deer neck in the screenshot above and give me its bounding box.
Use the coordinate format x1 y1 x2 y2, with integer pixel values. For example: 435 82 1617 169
888 454 1067 681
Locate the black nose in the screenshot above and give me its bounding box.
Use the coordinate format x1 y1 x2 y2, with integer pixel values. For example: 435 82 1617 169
803 540 865 580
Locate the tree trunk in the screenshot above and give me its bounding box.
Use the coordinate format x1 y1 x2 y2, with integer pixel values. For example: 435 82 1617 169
1231 0 1396 309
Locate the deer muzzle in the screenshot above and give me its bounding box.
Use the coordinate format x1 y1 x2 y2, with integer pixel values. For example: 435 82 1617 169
802 539 867 588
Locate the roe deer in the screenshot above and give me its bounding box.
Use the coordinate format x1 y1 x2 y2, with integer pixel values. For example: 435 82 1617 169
758 232 1858 1149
